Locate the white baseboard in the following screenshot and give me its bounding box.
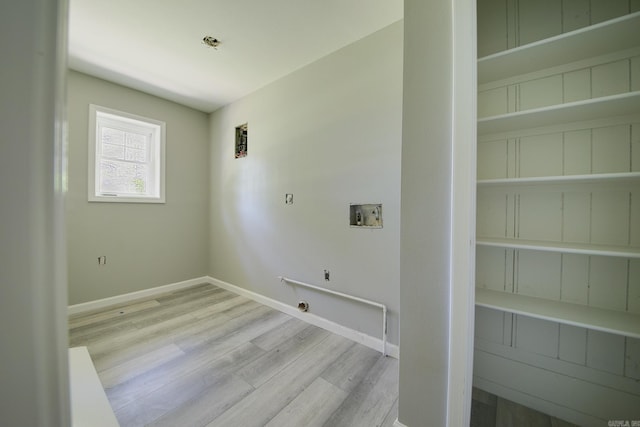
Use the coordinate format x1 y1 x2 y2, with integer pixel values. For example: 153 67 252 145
393 419 408 427
67 276 210 316
206 276 399 359
67 275 399 359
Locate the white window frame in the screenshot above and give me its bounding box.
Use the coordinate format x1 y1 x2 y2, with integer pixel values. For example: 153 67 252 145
88 104 166 203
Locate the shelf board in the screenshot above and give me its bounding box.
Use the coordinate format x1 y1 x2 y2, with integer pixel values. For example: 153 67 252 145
478 12 640 84
477 172 640 186
475 288 640 339
476 237 640 258
478 91 640 136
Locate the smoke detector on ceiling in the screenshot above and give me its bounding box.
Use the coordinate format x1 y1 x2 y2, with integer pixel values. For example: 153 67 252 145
202 36 221 49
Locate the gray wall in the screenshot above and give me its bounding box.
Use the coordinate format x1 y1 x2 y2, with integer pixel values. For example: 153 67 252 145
207 22 403 344
0 0 70 425
66 71 210 304
398 0 477 424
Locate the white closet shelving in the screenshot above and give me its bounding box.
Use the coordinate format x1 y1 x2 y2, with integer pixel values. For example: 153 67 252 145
475 11 640 338
477 238 640 259
478 12 640 84
478 91 640 135
478 171 640 186
476 288 640 339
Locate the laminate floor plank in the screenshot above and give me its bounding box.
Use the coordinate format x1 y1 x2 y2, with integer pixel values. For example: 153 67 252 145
145 284 227 307
146 372 254 427
321 353 399 427
70 320 140 349
320 340 383 393
190 295 249 319
69 303 166 346
69 299 161 329
98 343 185 389
235 325 330 388
496 397 553 427
176 307 288 351
215 298 264 319
71 285 229 338
174 306 287 352
114 364 251 426
91 300 269 369
249 316 311 351
90 311 221 371
69 291 233 347
204 334 354 427
264 377 348 427
106 341 265 412
69 283 400 427
130 290 238 329
90 312 195 352
152 283 223 303
381 397 400 427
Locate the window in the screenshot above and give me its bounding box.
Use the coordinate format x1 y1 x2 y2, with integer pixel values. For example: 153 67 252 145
88 105 165 203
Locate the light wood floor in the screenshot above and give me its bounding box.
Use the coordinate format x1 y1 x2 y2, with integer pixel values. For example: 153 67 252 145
69 283 399 427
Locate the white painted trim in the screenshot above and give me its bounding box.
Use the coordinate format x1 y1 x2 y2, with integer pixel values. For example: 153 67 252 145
67 276 400 359
88 104 166 204
69 347 119 427
206 276 400 359
67 277 210 315
67 275 399 359
393 420 408 427
448 0 477 426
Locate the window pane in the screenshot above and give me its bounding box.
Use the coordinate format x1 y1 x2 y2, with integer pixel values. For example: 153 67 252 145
102 142 125 160
125 147 147 162
100 159 148 194
126 132 147 150
101 127 124 145
90 104 164 202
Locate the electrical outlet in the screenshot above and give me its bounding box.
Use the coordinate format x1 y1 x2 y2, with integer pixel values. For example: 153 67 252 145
97 256 107 265
285 193 293 205
324 269 330 281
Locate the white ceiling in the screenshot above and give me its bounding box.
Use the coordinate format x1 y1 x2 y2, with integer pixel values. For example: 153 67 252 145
68 0 404 113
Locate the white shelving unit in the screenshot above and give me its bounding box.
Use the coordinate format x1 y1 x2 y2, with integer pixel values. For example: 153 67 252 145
478 91 640 135
476 288 640 339
476 11 640 339
478 171 640 186
477 237 640 259
478 12 640 84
